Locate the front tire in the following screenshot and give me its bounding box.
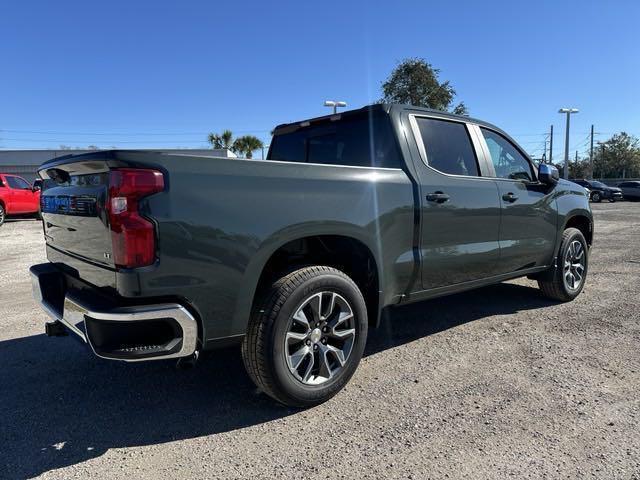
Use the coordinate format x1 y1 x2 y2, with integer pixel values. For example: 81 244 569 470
538 228 588 302
0 204 5 226
242 266 368 408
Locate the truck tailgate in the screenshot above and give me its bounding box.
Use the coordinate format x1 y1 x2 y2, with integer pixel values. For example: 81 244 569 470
39 159 115 270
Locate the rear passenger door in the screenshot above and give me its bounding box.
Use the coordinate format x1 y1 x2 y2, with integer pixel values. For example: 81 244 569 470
407 114 502 290
475 127 557 273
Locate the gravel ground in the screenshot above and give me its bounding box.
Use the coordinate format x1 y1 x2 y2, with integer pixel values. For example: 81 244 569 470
1 203 639 480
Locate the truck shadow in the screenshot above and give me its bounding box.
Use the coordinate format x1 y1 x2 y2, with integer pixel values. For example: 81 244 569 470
0 282 554 479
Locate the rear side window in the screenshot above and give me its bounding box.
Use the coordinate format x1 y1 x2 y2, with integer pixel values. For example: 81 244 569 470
480 128 533 181
6 176 31 189
268 111 401 168
415 117 479 176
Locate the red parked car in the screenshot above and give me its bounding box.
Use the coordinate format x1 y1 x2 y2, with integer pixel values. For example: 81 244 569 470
0 173 41 226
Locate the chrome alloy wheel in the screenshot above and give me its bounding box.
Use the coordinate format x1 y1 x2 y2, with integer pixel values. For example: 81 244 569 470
284 291 356 385
563 240 586 291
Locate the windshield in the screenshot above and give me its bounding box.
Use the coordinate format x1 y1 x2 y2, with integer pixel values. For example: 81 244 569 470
591 181 607 188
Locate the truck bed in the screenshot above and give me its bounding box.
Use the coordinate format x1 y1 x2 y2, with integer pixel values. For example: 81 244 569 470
37 150 415 346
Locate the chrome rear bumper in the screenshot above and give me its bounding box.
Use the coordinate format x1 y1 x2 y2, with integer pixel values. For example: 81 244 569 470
30 263 198 362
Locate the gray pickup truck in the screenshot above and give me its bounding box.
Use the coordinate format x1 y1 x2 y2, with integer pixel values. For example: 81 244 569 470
31 104 592 407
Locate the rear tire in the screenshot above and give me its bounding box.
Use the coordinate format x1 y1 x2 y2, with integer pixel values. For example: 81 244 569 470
591 192 601 202
242 266 368 408
538 228 588 302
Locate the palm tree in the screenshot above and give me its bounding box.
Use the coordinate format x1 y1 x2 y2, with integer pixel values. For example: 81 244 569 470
232 135 264 159
207 129 234 150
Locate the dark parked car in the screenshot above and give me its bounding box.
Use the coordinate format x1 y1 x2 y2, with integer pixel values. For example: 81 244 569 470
32 178 57 192
572 179 623 202
30 104 593 407
617 180 640 200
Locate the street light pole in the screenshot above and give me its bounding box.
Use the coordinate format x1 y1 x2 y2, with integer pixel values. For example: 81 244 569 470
558 108 579 179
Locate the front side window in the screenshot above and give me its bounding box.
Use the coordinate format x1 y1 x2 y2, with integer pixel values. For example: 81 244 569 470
268 111 401 169
6 176 31 189
480 128 533 181
415 117 479 176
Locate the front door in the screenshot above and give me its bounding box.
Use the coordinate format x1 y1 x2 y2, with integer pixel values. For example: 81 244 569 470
5 175 34 213
408 115 502 290
476 127 558 272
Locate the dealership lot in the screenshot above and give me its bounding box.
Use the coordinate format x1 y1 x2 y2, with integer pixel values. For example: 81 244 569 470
0 203 638 479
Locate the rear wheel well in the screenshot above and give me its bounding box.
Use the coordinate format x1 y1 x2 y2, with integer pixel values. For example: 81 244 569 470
254 236 380 327
565 215 593 247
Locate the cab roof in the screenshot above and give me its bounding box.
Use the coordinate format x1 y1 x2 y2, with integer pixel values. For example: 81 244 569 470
272 103 506 136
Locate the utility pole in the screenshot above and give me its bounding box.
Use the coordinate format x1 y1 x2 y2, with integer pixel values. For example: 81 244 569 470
549 125 554 164
597 142 605 180
559 108 579 179
575 150 578 178
589 124 594 180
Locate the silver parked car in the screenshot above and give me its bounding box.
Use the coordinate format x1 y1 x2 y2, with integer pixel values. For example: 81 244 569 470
617 181 640 200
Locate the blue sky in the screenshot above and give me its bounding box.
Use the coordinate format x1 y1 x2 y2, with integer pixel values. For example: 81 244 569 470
1 0 638 159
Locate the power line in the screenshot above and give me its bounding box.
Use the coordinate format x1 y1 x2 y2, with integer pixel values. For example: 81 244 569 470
0 137 217 144
0 128 272 136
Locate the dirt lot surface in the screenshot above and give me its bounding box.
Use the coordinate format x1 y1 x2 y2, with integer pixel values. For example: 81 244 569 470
1 203 639 480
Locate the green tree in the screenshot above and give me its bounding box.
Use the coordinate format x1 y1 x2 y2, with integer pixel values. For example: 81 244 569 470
232 135 264 159
563 156 591 179
381 58 467 115
207 129 234 150
593 132 640 178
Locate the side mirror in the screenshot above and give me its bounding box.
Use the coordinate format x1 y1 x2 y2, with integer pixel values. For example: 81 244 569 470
32 183 41 192
538 164 559 186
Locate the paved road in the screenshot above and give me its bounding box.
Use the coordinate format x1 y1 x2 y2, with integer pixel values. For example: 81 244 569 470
1 203 639 479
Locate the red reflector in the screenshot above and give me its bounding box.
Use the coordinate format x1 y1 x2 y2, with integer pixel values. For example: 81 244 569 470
107 169 164 268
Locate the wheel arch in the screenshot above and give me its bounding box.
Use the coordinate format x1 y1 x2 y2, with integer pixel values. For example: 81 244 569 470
231 229 383 339
563 214 593 248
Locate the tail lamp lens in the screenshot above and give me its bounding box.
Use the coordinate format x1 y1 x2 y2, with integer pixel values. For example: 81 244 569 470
107 169 164 268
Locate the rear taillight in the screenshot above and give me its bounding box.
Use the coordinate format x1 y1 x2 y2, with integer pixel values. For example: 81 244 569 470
107 168 164 268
